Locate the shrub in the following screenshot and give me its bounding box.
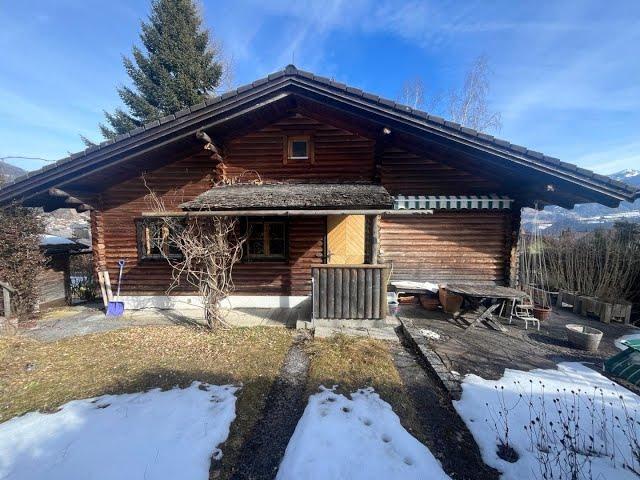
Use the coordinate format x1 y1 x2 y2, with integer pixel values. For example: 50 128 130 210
0 204 46 321
543 222 640 302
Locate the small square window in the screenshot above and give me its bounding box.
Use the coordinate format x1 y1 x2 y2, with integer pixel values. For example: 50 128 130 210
290 139 308 159
285 135 313 163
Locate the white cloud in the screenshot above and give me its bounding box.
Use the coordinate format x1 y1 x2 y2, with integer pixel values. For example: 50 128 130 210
576 140 640 175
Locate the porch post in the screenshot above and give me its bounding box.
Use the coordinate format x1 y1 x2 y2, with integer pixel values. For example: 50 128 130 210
508 204 522 288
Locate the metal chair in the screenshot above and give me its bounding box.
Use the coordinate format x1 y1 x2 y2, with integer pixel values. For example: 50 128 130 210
508 295 540 330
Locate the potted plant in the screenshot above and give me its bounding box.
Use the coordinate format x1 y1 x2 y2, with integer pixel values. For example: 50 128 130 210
530 284 552 321
532 304 552 321
419 294 440 310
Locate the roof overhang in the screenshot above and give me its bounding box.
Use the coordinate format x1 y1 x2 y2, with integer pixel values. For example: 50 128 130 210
1 65 637 210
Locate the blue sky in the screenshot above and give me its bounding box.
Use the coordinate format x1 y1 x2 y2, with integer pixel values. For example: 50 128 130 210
1 0 639 174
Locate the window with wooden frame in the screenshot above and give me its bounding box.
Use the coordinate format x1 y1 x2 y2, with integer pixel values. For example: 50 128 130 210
283 135 314 163
244 218 288 261
135 219 183 261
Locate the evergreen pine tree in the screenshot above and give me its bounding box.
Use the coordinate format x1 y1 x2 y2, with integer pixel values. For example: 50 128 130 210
99 0 223 140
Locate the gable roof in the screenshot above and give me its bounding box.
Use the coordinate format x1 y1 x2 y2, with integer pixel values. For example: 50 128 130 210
1 64 637 209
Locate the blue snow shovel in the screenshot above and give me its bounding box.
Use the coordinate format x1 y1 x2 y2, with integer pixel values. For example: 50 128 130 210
106 259 126 316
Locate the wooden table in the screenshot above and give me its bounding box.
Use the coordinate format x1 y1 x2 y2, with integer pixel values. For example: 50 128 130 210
390 281 439 295
445 284 527 331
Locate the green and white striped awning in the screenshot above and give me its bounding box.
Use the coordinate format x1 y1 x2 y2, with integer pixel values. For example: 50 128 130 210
394 195 513 210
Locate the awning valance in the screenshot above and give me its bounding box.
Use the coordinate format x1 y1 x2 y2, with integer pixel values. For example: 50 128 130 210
394 195 513 210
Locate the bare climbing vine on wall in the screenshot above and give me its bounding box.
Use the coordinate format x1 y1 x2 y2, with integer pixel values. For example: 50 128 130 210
144 184 246 328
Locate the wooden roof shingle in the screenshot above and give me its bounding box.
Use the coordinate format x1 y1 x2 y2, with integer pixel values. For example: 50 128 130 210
180 183 394 211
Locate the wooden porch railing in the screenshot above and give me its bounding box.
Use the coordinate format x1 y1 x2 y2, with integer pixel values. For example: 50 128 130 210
311 265 389 320
0 280 15 318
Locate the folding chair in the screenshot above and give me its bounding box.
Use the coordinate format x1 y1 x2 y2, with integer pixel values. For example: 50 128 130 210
508 295 540 330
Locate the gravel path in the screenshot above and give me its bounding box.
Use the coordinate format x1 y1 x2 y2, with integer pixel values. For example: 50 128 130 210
22 306 195 342
390 335 499 480
228 332 311 480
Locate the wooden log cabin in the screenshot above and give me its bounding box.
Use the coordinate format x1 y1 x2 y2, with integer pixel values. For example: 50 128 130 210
1 65 637 318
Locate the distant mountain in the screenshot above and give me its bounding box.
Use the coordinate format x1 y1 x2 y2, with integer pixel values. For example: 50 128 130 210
0 161 26 183
522 169 640 233
614 169 640 187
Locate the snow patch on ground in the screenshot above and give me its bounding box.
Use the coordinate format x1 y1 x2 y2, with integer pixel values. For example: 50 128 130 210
276 387 451 480
0 382 237 480
454 362 640 480
420 328 441 341
615 332 640 350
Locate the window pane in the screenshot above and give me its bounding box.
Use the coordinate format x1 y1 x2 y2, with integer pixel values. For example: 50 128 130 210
248 240 265 256
270 239 285 256
149 224 164 255
245 219 286 259
249 223 264 240
247 221 265 258
291 140 308 158
167 241 181 256
269 223 285 239
140 220 184 259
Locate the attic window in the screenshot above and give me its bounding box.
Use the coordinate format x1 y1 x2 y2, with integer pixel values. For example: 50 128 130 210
284 135 314 163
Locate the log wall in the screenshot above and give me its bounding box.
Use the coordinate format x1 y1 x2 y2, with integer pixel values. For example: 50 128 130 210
91 115 340 296
223 114 375 182
381 147 500 195
96 151 215 295
380 212 512 285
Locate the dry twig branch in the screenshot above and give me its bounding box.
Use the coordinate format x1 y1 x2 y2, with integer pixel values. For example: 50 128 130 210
143 177 246 328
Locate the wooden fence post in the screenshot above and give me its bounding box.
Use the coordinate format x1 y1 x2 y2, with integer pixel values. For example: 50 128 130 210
3 287 11 318
371 214 380 264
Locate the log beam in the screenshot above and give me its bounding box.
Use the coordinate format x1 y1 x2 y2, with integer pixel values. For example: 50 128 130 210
142 209 434 217
46 188 93 212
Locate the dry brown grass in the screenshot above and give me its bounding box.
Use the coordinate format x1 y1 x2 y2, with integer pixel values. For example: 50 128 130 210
305 334 424 439
0 327 427 475
0 325 293 473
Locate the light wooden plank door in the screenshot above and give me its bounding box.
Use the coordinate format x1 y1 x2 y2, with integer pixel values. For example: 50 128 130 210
327 215 365 264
